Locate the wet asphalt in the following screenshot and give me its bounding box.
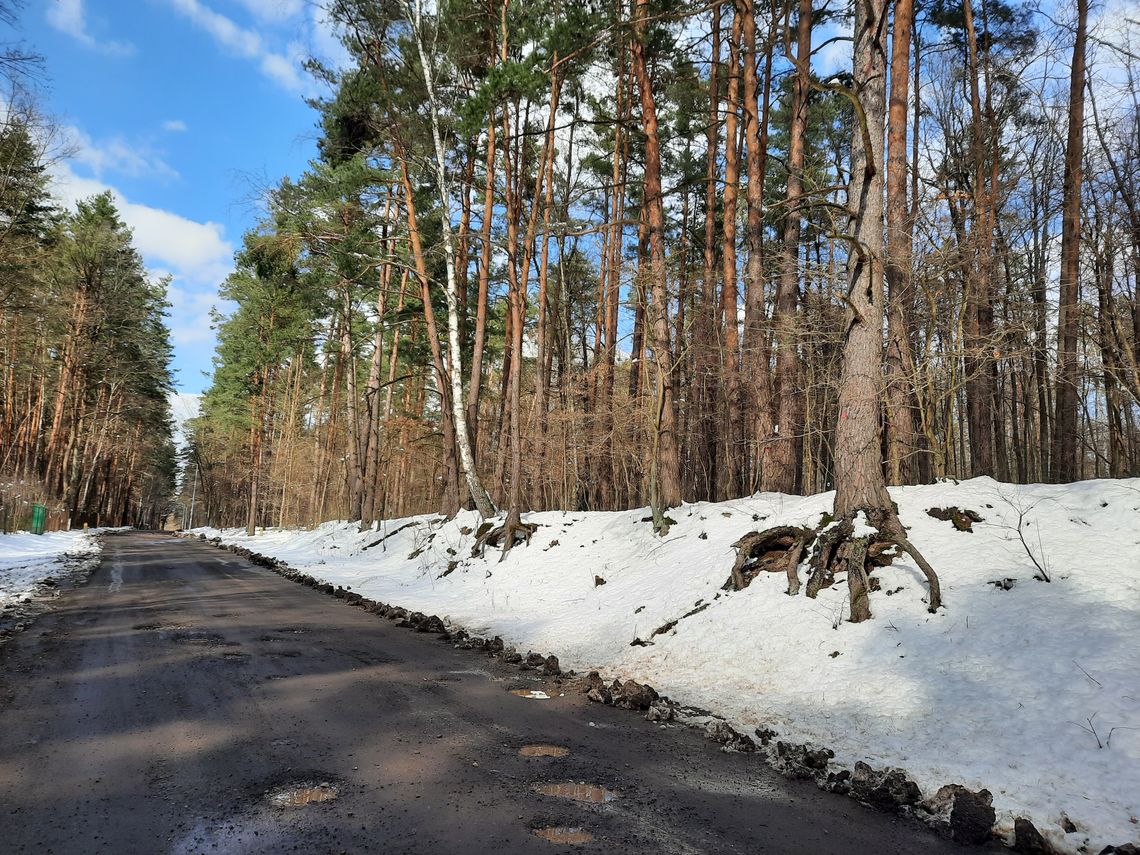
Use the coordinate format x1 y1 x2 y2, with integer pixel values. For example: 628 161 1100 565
0 531 988 854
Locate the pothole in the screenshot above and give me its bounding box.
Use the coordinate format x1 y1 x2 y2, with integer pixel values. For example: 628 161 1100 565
534 826 594 844
267 781 339 808
134 622 189 632
510 689 551 699
532 782 617 803
163 630 226 645
520 744 570 757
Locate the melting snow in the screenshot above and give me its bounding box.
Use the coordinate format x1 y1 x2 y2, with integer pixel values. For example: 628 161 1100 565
198 477 1140 852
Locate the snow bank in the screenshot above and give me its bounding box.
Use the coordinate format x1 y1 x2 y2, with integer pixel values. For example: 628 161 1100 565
0 529 102 606
199 477 1140 852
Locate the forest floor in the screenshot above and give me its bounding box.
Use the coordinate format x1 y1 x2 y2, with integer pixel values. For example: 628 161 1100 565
198 477 1140 854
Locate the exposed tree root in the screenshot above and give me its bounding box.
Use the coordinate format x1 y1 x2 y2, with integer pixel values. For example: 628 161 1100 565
470 515 538 561
729 507 942 623
726 526 816 594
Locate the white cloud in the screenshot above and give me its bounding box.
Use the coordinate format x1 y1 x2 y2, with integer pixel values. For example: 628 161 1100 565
163 0 311 94
308 4 352 72
166 281 225 345
162 119 188 132
50 162 233 296
65 125 180 181
46 0 135 56
259 47 306 93
231 0 304 22
49 161 234 391
813 18 853 77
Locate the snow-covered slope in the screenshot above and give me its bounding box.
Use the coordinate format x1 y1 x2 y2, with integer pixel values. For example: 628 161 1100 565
0 529 102 606
198 477 1140 852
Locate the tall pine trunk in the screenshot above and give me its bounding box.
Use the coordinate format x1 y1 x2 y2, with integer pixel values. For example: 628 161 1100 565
631 0 682 513
1051 0 1088 482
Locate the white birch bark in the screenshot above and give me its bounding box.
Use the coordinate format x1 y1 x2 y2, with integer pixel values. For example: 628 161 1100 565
405 0 496 518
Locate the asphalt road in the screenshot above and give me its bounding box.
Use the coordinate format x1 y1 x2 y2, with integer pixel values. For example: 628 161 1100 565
0 532 985 854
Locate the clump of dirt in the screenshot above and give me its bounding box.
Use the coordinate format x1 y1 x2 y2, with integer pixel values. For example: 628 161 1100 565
926 507 984 532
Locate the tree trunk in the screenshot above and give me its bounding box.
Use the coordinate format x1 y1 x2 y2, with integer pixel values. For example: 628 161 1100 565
884 0 918 485
407 0 496 517
962 0 995 477
631 0 682 512
1051 0 1088 482
829 0 940 621
720 9 745 498
768 0 812 494
695 3 721 501
738 0 774 492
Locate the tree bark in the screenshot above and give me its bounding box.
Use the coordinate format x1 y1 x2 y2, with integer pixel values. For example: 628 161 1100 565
884 0 918 485
961 0 995 477
406 0 496 518
738 0 774 492
768 0 812 494
720 9 745 498
695 3 721 501
631 0 682 511
1051 0 1088 482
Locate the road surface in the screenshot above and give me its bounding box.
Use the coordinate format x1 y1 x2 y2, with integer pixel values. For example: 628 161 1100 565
0 532 986 854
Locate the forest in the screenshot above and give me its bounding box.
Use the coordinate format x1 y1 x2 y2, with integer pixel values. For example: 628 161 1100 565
0 15 176 531
186 0 1136 546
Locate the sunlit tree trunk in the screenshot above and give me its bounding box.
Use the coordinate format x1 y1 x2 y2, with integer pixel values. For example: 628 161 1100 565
631 0 682 513
1051 0 1088 482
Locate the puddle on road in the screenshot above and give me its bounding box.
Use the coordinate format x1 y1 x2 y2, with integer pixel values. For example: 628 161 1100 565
534 826 594 844
532 782 617 803
510 689 551 699
519 744 570 758
267 782 339 808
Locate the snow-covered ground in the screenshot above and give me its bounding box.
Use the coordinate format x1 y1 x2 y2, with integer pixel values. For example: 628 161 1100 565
198 477 1140 853
0 529 103 607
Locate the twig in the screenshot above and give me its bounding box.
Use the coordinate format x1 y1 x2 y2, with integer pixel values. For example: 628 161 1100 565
1107 726 1140 747
1073 660 1102 687
1068 713 1103 748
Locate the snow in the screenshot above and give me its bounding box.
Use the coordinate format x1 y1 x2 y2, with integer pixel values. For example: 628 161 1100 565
0 529 102 607
198 477 1140 852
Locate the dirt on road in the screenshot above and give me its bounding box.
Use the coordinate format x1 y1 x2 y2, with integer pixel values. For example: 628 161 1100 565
0 532 988 854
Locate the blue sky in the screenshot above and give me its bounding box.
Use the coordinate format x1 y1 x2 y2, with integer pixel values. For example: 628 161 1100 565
24 0 348 394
